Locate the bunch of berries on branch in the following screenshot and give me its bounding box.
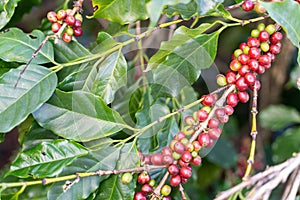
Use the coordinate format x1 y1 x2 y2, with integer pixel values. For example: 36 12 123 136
47 9 83 43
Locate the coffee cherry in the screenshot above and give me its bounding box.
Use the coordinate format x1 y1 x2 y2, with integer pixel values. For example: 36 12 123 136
151 153 163 165
62 32 72 43
134 192 146 200
269 44 281 55
168 164 179 175
138 172 151 185
238 91 250 103
243 46 250 54
149 179 156 187
230 60 242 71
179 159 190 168
174 142 185 154
47 11 57 22
162 155 174 165
74 19 82 28
174 132 186 141
57 10 67 20
251 29 260 38
254 3 266 14
192 141 201 151
248 59 259 71
238 65 250 76
66 27 74 36
198 133 210 147
250 80 261 91
224 105 234 115
201 106 212 114
219 114 229 124
227 93 239 107
234 49 243 58
180 167 192 179
202 94 215 106
141 184 153 195
184 116 195 126
197 109 208 121
247 37 260 48
172 152 181 160
143 155 151 164
216 74 227 86
191 151 198 158
238 54 250 65
170 175 181 187
270 32 283 44
121 172 133 184
260 42 269 52
162 196 171 200
248 47 261 60
242 0 255 11
259 55 271 66
65 15 76 26
75 13 83 21
265 24 276 35
257 65 265 74
162 147 172 156
192 156 202 166
186 143 194 152
257 23 265 32
51 22 61 33
244 72 256 85
258 30 270 42
208 127 222 140
73 27 83 37
208 118 220 129
182 126 194 136
215 108 225 118
266 52 275 63
181 151 193 163
226 71 237 84
161 185 172 196
236 77 248 91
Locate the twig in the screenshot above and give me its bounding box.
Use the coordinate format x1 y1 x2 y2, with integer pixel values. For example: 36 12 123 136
282 166 300 200
179 184 187 200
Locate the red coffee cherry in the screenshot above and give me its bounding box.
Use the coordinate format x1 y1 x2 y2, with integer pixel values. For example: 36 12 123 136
192 156 202 166
269 44 281 55
238 65 250 76
168 164 179 175
73 27 83 37
235 77 248 91
226 71 237 84
65 15 76 26
151 153 163 165
198 133 210 147
197 109 208 121
192 141 201 152
248 47 261 60
230 59 242 71
244 72 256 85
248 59 259 71
162 155 174 165
51 22 61 33
242 0 255 12
62 32 72 43
138 172 151 184
238 91 250 103
47 11 57 22
57 10 67 20
247 37 260 48
180 167 192 179
170 175 181 187
134 192 146 200
174 142 185 154
208 127 222 140
270 32 283 44
227 93 239 107
208 118 220 129
258 30 270 42
141 184 153 195
238 54 250 65
202 94 215 106
162 147 172 156
224 105 234 115
181 151 193 163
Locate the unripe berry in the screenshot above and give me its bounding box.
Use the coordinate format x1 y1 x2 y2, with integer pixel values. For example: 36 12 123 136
192 141 201 152
265 24 276 35
227 93 239 107
230 59 242 71
216 74 227 86
47 11 57 22
170 175 181 187
184 116 195 126
257 23 265 32
161 185 172 196
66 27 74 36
121 172 133 184
182 126 194 136
180 138 189 146
254 3 266 14
75 13 83 22
260 42 269 52
201 105 212 113
251 29 260 38
56 10 67 20
234 49 243 58
172 152 181 160
198 133 210 147
149 179 156 187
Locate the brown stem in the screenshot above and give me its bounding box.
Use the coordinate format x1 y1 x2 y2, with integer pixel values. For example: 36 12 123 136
179 184 187 200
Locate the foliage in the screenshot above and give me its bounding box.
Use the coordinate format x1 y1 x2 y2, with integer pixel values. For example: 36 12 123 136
0 0 299 200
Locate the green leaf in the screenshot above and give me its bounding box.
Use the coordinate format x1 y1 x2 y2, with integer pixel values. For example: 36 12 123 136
0 64 57 133
0 28 54 64
164 1 197 20
272 126 300 163
259 105 300 131
260 0 300 65
195 0 225 15
146 0 190 26
7 139 88 178
0 60 19 77
0 0 21 29
206 138 238 168
33 90 127 142
152 31 219 97
48 154 104 200
91 0 148 25
95 143 139 200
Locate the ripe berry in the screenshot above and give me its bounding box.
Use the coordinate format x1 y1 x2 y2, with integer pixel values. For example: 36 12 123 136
238 65 250 76
192 141 201 151
248 47 261 60
143 155 151 164
270 32 283 44
239 42 247 51
134 192 146 200
65 15 76 26
47 11 57 22
238 91 250 103
51 22 61 33
219 114 229 124
56 10 67 20
151 153 163 165
180 167 192 179
62 32 72 43
74 19 82 28
138 172 151 185
236 77 248 91
197 109 208 121
242 0 255 11
170 175 181 187
269 44 281 55
181 151 193 163
179 159 190 167
141 184 153 195
162 147 172 156
174 132 186 141
238 54 250 65
250 80 261 91
259 55 271 65
244 72 256 85
174 142 185 154
258 30 270 42
208 128 222 140
227 93 239 107
216 74 227 86
202 94 215 106
208 118 220 129
162 155 174 165
224 105 234 115
215 108 225 118
192 156 202 166
248 59 259 71
121 172 133 184
198 133 210 147
161 185 172 196
230 59 242 71
247 37 260 48
168 164 179 175
226 71 237 84
73 27 83 37
162 197 171 200
257 65 265 74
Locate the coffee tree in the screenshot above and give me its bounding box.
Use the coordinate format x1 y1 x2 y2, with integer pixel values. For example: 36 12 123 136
0 0 299 199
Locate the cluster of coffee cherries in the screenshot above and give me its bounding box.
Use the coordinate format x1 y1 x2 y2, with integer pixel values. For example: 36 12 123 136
242 0 300 13
47 9 83 43
216 23 282 107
